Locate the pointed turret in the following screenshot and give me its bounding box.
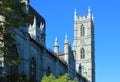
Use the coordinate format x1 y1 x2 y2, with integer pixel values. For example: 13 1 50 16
33 16 36 28
64 35 69 44
88 6 91 13
73 9 77 50
74 8 77 15
64 35 69 63
54 37 59 55
28 24 32 32
87 6 92 19
40 22 45 33
74 8 77 21
29 16 36 39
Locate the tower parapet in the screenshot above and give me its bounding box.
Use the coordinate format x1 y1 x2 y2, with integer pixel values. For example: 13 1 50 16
74 7 94 22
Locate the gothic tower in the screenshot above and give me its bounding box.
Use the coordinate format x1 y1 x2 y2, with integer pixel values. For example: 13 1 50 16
72 7 95 82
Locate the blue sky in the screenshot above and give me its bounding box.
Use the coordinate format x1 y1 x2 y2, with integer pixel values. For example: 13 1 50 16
30 0 120 82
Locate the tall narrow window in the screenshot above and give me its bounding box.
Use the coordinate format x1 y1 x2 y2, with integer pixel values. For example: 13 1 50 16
81 48 85 59
7 44 19 75
81 25 85 36
47 67 51 76
30 57 36 80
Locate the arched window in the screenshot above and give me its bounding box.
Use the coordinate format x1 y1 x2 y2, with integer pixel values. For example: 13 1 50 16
30 57 36 79
80 48 85 59
8 44 19 75
46 66 51 76
81 25 85 36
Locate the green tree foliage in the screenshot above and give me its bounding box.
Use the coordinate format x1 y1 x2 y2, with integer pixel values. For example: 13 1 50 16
41 73 78 82
0 0 33 80
0 0 33 65
0 0 33 28
0 0 33 47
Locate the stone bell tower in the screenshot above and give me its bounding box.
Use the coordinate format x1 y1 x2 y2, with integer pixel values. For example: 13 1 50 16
72 7 95 82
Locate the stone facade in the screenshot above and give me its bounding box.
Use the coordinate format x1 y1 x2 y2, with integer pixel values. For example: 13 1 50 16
0 1 95 82
72 7 95 82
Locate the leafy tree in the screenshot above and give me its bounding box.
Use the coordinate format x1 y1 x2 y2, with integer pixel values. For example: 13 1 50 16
41 73 78 82
0 0 33 50
0 0 33 81
0 0 33 65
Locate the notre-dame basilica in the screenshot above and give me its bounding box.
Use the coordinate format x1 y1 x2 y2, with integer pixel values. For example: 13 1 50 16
0 0 95 82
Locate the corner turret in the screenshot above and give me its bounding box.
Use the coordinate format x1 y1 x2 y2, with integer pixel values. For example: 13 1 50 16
64 35 69 63
74 9 78 21
33 16 36 28
54 37 59 55
87 6 92 19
